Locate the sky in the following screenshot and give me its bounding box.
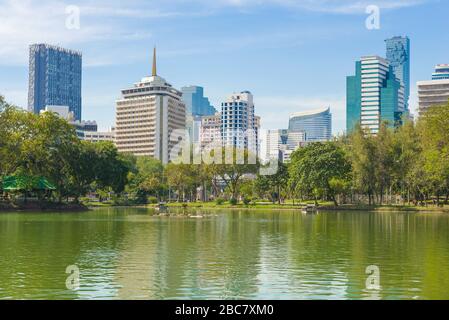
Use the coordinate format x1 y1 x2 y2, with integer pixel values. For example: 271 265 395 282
0 0 448 133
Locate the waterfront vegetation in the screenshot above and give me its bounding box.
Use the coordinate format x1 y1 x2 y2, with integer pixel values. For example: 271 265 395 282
1 94 449 211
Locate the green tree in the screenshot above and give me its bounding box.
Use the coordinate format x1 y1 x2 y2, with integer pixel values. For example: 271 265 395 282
289 142 351 206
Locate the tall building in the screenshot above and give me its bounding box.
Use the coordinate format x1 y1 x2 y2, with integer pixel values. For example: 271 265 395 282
385 36 410 109
115 48 186 163
417 64 449 114
221 91 260 156
28 44 82 121
289 107 332 141
182 86 217 144
181 86 216 116
346 56 406 134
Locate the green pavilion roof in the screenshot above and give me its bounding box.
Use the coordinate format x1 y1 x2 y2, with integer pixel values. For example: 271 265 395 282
1 176 56 191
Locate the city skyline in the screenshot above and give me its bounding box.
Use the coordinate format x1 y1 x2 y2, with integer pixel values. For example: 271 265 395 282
1 0 449 133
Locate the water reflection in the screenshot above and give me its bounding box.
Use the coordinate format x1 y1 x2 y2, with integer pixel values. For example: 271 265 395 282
0 209 448 300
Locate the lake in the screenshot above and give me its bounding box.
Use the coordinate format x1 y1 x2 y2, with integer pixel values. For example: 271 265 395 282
0 208 448 300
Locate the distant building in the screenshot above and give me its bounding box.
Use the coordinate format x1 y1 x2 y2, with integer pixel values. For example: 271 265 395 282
221 91 260 157
432 64 449 80
289 107 332 141
40 105 98 139
266 129 288 161
182 86 216 116
386 36 410 108
84 128 115 143
115 48 186 163
200 114 222 148
28 44 82 121
186 114 203 144
417 64 449 114
347 56 406 135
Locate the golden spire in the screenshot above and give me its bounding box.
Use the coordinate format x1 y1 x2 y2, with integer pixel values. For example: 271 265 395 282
152 47 157 76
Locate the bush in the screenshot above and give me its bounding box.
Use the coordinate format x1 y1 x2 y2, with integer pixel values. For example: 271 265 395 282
229 198 238 206
243 197 251 205
148 196 158 204
215 198 225 205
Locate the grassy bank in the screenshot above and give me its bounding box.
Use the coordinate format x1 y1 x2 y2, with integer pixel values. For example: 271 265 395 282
83 199 449 213
160 202 449 213
0 201 89 212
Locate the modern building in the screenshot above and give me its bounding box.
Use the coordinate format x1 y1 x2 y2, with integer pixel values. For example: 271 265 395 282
200 114 222 148
181 86 216 116
347 56 406 134
115 48 186 163
40 105 98 139
83 129 115 143
221 91 260 157
432 64 449 80
186 114 203 145
266 129 288 161
417 64 449 114
386 36 410 108
289 107 332 141
28 44 82 121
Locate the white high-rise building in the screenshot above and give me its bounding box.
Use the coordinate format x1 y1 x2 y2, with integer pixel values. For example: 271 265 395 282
115 48 186 163
417 65 449 115
360 56 405 134
221 91 260 157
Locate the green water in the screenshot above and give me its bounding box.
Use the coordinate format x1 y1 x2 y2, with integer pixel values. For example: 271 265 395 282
0 208 449 300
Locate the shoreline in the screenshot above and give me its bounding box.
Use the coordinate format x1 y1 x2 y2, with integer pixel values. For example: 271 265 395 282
0 203 89 213
90 202 449 213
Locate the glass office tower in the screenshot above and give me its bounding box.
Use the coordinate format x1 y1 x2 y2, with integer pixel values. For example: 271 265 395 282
385 36 410 109
346 56 406 134
288 107 332 142
181 86 216 116
28 44 82 121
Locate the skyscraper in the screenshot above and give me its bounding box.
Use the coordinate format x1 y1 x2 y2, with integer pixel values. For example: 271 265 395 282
221 91 260 157
182 86 216 144
346 56 406 134
28 44 82 121
289 107 332 142
417 64 449 114
181 86 216 116
385 36 410 109
115 48 186 163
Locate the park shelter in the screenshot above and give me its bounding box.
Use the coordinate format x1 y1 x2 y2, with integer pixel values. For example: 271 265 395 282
1 176 56 192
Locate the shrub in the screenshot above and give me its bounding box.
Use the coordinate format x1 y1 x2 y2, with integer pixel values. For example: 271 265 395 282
148 196 158 204
215 198 225 205
229 198 238 206
243 197 251 205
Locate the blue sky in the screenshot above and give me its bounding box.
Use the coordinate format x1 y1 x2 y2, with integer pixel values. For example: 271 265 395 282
0 0 448 133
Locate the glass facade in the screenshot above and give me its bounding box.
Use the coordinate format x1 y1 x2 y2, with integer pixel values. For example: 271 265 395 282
288 107 332 142
346 61 362 134
28 44 82 121
385 36 410 109
346 56 405 134
181 86 216 116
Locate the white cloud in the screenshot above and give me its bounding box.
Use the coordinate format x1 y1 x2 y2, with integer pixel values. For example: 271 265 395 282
0 0 430 66
187 0 429 13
